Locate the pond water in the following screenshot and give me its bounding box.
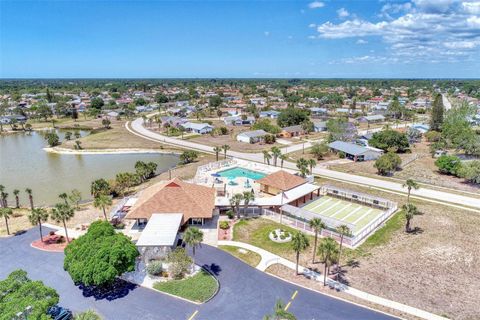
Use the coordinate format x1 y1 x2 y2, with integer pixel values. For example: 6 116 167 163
0 130 179 206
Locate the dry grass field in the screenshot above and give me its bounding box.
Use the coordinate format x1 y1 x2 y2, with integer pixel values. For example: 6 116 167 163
234 178 480 319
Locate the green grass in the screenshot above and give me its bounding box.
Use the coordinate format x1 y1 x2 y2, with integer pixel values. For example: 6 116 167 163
219 245 262 267
233 218 314 260
153 270 218 303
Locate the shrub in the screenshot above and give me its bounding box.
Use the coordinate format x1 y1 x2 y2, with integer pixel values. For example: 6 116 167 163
166 248 193 280
374 152 402 176
147 261 163 276
425 130 442 142
280 235 286 240
435 154 462 175
226 210 234 219
219 221 230 230
56 236 65 244
369 129 410 153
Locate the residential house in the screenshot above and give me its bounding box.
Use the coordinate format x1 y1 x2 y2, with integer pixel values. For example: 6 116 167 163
328 141 383 161
259 110 280 119
181 122 214 134
236 130 268 143
356 115 385 124
161 116 187 128
224 115 255 126
312 120 327 132
310 107 327 117
279 125 306 138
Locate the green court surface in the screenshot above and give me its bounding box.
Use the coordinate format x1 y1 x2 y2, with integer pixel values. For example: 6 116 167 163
302 196 383 234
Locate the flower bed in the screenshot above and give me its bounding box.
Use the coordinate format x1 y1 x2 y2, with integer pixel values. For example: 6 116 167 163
268 228 292 243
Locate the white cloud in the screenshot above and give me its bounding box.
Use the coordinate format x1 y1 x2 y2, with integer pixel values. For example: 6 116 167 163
337 8 350 18
264 31 270 37
308 23 316 28
356 39 368 44
315 0 480 64
308 1 325 9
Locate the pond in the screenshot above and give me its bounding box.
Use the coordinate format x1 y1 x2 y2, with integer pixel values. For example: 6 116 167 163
0 130 179 206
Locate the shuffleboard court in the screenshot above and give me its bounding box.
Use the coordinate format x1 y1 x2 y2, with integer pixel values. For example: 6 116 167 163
301 196 384 234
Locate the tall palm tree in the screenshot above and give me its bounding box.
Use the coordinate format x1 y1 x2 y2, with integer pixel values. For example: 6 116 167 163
58 193 69 205
279 154 287 168
318 237 339 286
402 203 419 233
1 191 8 208
309 218 326 264
335 225 352 279
270 147 281 167
93 194 112 221
50 203 75 242
183 227 204 264
263 150 272 165
291 231 309 275
13 189 20 208
28 208 49 242
307 159 317 175
230 193 244 219
213 146 222 161
242 191 255 217
222 144 230 159
25 188 34 210
402 178 420 203
0 208 13 235
296 158 309 177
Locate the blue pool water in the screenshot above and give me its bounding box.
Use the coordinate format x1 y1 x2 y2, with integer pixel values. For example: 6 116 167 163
217 167 266 180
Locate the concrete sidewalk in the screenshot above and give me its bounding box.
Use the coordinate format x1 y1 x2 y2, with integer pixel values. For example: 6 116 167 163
219 240 447 320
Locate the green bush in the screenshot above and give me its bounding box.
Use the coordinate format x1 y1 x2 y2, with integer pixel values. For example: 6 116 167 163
147 261 163 276
166 248 193 279
74 310 102 320
435 154 462 175
374 152 402 176
219 221 230 230
226 210 235 219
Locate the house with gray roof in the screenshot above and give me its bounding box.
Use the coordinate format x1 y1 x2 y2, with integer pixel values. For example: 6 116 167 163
180 122 214 134
357 114 385 123
236 130 268 143
328 141 383 162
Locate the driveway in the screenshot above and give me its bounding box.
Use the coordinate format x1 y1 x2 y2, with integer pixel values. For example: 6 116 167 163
0 228 397 320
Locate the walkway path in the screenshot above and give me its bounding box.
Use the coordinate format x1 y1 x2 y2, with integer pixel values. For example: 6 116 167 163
219 240 447 320
128 118 480 210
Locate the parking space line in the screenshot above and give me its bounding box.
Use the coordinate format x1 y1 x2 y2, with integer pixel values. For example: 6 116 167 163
291 290 298 300
187 310 199 320
284 301 292 311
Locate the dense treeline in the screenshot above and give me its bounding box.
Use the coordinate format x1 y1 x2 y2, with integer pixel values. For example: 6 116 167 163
1 79 479 96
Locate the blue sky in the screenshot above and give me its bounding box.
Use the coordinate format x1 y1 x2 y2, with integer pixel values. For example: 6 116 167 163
1 0 479 78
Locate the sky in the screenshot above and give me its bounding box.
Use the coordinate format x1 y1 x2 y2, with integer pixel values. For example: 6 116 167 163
1 0 480 78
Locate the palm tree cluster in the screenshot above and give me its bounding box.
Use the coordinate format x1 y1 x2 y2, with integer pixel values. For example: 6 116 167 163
263 146 288 168
229 191 255 219
402 178 421 233
296 158 316 177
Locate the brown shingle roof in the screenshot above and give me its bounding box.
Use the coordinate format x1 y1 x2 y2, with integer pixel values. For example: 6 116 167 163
125 178 215 224
256 170 306 191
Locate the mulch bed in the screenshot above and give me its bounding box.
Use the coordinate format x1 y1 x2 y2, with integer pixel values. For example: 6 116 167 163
31 234 68 252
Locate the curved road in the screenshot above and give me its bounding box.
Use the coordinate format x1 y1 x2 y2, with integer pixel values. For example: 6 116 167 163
129 118 480 210
0 228 396 320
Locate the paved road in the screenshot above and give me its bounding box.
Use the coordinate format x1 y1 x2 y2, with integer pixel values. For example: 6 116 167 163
0 228 396 320
129 118 480 210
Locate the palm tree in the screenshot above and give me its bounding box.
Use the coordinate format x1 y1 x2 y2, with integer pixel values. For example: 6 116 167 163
263 299 297 320
28 208 49 242
13 189 20 208
25 188 34 210
183 227 204 263
242 191 255 217
59 193 69 205
296 158 309 177
279 154 287 168
230 193 244 219
309 218 326 264
93 194 112 221
1 191 8 208
402 178 420 203
50 203 75 242
291 231 309 275
263 150 272 165
222 144 230 159
318 237 339 285
335 225 352 279
402 203 419 233
213 146 222 161
307 159 317 175
270 147 281 167
0 208 13 235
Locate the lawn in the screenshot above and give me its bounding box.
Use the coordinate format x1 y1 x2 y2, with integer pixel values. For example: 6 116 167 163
219 245 262 268
153 270 218 303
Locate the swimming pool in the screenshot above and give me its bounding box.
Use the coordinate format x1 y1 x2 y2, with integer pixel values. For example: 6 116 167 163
217 167 266 180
